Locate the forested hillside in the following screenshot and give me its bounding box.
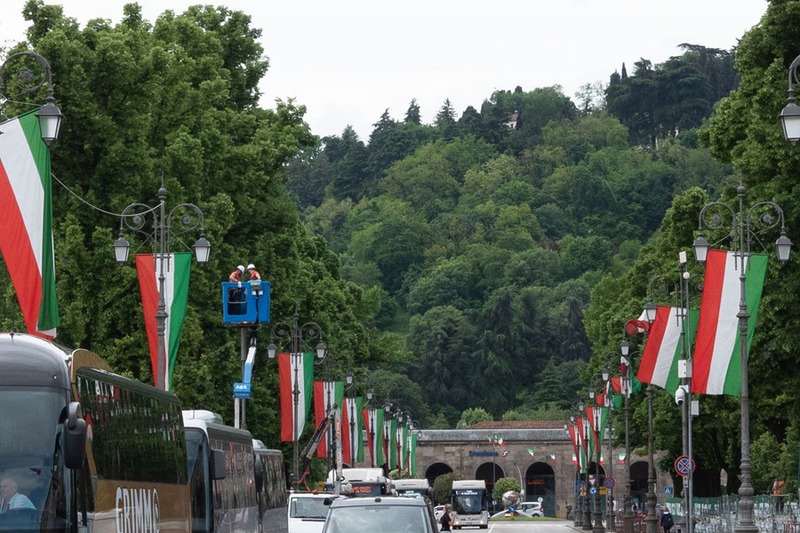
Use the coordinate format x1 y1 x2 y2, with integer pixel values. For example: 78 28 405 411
288 46 735 422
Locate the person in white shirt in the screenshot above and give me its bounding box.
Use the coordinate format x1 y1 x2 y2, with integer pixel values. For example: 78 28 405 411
0 476 35 512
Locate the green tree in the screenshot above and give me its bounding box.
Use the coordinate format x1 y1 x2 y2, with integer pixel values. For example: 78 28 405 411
458 407 493 428
492 477 522 502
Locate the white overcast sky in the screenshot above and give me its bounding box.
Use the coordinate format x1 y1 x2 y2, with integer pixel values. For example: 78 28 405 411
2 0 768 142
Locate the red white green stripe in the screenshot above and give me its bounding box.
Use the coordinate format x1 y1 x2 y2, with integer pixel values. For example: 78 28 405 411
135 252 191 390
693 249 767 396
637 306 698 395
0 110 58 337
342 396 363 465
314 381 344 457
279 352 315 442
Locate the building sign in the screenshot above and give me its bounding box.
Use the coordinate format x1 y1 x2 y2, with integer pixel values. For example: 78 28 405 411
468 451 499 457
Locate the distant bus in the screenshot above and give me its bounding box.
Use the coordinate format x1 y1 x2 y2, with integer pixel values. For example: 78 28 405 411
0 332 192 532
253 439 289 533
451 479 490 529
183 410 259 532
391 478 432 499
324 467 390 497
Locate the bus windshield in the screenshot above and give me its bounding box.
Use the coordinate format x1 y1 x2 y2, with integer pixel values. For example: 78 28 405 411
452 490 486 514
0 389 65 530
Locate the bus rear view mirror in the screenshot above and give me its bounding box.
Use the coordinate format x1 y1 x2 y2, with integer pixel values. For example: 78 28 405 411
64 402 87 469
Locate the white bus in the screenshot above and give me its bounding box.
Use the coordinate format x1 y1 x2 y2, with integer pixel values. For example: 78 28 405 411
253 439 289 533
391 478 432 499
183 410 259 532
451 479 490 529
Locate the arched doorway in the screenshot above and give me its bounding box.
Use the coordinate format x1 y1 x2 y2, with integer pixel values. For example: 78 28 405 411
476 461 504 509
525 462 556 517
424 462 453 486
630 460 649 510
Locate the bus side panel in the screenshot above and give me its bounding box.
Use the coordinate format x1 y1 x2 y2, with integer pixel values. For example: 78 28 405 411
208 430 259 532
73 368 192 532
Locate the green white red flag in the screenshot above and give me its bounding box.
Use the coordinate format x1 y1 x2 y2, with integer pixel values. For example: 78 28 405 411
135 253 191 390
637 306 699 395
364 407 384 467
692 249 768 396
0 110 59 338
279 352 315 441
313 381 344 457
343 396 363 465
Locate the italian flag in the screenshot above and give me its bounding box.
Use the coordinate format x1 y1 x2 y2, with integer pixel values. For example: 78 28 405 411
693 249 768 396
0 110 59 338
342 396 363 465
135 253 191 390
279 352 315 442
408 432 418 475
363 407 384 467
637 306 699 395
313 381 344 457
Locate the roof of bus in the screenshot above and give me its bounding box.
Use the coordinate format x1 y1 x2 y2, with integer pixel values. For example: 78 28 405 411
326 467 387 483
183 409 253 442
0 332 71 388
392 479 430 488
452 480 486 488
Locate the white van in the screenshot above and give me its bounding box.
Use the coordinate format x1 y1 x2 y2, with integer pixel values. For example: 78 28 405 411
287 492 339 533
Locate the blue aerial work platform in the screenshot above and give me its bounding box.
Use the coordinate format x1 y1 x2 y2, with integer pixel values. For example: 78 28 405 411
221 280 270 324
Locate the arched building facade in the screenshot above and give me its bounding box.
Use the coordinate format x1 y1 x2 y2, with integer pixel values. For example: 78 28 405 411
412 421 673 518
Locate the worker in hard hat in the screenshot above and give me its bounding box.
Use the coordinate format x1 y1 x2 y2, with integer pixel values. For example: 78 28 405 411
229 265 245 283
247 263 261 281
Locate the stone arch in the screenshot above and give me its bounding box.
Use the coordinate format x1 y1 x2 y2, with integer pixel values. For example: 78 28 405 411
524 462 556 517
630 460 649 509
475 461 504 496
424 462 453 486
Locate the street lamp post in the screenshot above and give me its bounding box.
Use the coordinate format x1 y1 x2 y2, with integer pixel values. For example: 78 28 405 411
588 393 605 533
601 368 616 533
620 339 634 533
346 371 357 467
383 402 393 473
114 182 210 391
578 401 592 531
366 389 375 467
692 182 791 533
566 417 583 528
267 312 327 490
0 50 64 145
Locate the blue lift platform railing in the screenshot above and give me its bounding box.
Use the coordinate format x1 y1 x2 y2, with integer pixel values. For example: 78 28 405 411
221 280 270 325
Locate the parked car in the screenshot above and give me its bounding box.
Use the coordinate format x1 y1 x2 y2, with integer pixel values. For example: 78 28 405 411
519 501 543 517
433 504 446 521
288 491 341 533
322 495 438 533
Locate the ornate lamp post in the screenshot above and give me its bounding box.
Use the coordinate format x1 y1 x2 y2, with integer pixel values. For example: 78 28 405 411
0 50 64 145
779 54 800 145
366 388 376 467
620 339 634 533
692 182 791 533
601 368 616 533
383 401 393 473
267 312 327 489
566 416 583 528
114 182 210 391
578 400 592 531
345 371 358 466
587 391 605 533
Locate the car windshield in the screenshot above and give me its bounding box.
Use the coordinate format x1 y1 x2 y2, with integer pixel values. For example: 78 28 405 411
325 505 431 533
0 389 65 531
453 494 483 514
291 497 329 519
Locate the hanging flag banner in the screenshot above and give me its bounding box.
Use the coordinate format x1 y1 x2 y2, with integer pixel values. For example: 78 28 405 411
693 249 768 396
279 352 315 442
0 110 59 338
136 252 191 390
313 381 344 457
638 306 699 394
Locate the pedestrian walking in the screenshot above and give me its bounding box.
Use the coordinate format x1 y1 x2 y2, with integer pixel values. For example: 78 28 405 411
660 507 674 533
439 503 453 531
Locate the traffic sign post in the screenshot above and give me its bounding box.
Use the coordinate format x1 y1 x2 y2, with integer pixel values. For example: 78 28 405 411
674 455 695 477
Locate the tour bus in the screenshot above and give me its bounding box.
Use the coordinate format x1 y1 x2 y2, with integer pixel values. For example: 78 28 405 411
391 478 432 499
324 467 390 497
451 479 490 529
182 409 260 532
0 332 192 532
253 439 289 533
